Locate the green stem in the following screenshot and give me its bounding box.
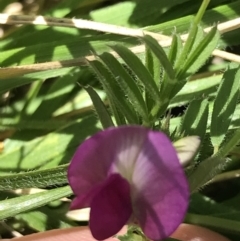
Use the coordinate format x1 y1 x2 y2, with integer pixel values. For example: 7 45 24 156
194 0 210 25
0 186 73 220
0 165 68 190
209 169 240 184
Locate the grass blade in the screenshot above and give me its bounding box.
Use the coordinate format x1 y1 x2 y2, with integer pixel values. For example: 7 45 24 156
180 99 209 139
211 67 240 150
84 85 114 129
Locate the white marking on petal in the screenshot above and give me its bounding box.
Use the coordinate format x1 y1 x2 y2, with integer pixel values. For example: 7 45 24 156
110 131 146 183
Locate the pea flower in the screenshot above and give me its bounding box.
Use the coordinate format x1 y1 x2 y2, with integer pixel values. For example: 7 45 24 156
68 126 193 240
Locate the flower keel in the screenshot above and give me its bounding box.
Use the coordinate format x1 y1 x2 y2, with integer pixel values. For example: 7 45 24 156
90 173 132 240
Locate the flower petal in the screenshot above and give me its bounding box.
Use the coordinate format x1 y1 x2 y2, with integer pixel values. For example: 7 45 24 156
67 126 148 208
70 184 103 210
90 173 132 240
131 131 189 240
173 136 201 166
67 126 189 240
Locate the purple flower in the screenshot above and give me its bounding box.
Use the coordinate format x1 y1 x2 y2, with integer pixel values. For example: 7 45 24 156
68 126 189 240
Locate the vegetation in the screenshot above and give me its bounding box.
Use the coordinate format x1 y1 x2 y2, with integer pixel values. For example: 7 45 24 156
0 0 240 240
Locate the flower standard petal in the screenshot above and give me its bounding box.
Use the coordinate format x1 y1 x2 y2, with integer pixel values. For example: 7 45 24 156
131 131 189 240
90 173 132 240
68 128 119 208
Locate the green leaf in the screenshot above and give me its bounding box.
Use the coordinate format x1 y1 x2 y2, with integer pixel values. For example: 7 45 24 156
145 46 161 88
144 46 161 113
0 186 72 220
0 119 67 130
84 85 114 129
0 1 238 86
0 68 74 93
188 155 229 193
157 0 228 23
0 116 99 173
16 204 76 231
46 0 86 17
110 44 161 103
91 0 191 27
186 26 205 58
211 67 240 150
217 128 240 158
0 1 239 76
180 99 209 139
175 0 210 73
141 35 175 80
155 35 182 114
88 59 139 124
189 193 236 216
31 68 82 120
177 26 220 79
168 26 219 105
98 52 150 124
20 80 44 119
0 165 68 190
170 74 222 108
168 34 183 66
140 35 178 116
108 100 127 126
185 213 240 235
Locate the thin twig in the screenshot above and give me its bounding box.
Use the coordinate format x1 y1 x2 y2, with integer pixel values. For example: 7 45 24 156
0 14 239 41
0 15 240 78
208 169 240 184
0 221 23 238
212 49 240 63
0 14 170 41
